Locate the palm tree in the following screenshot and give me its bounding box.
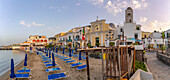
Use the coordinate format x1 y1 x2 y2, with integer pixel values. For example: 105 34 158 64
162 31 165 53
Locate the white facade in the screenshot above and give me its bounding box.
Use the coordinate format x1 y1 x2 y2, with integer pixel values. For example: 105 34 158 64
143 32 168 49
27 35 48 45
117 7 142 43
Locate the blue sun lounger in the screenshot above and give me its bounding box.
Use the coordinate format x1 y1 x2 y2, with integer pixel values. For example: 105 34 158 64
44 61 52 64
82 57 91 59
66 60 75 63
45 64 57 67
15 73 30 79
63 58 72 61
16 69 31 73
46 67 60 72
70 63 82 67
48 73 67 80
76 65 87 70
43 59 51 62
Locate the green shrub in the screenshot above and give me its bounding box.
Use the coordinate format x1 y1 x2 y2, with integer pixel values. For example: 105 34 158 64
160 46 165 51
135 61 147 72
45 45 54 48
133 42 139 45
87 43 91 48
109 42 115 46
95 43 100 47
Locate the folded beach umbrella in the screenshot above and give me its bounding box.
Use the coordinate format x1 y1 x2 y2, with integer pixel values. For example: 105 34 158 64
45 48 47 51
56 47 58 53
24 54 27 66
49 50 51 58
69 48 72 57
62 47 65 54
79 52 82 60
72 49 74 54
10 59 15 78
30 47 32 50
53 47 55 51
60 46 61 51
46 50 48 56
75 47 77 52
52 53 55 66
37 52 39 55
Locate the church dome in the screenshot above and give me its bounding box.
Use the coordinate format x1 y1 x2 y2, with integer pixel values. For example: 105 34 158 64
127 7 133 10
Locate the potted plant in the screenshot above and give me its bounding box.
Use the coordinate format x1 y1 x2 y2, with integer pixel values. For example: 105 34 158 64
87 43 91 48
109 42 115 47
95 43 100 47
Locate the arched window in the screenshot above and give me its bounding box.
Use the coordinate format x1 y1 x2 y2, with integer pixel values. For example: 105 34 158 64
37 39 39 42
33 39 36 42
44 40 47 42
41 40 43 42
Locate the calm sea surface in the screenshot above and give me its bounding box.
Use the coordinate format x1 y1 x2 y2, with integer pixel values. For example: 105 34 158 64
0 50 25 76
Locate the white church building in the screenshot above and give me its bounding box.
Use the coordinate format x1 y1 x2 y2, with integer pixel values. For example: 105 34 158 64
117 7 142 44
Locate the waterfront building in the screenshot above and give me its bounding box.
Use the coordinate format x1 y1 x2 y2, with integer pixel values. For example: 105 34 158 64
58 33 67 47
165 29 170 40
55 32 66 45
142 31 151 40
48 37 56 45
117 7 142 44
25 35 48 49
20 42 31 50
86 18 117 47
143 31 168 49
56 26 90 48
12 43 21 50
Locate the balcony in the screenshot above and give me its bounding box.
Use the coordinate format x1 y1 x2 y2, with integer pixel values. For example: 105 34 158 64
74 38 81 41
67 39 72 42
59 40 64 42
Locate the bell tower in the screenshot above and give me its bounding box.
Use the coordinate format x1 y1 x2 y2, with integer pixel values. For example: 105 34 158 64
125 7 133 23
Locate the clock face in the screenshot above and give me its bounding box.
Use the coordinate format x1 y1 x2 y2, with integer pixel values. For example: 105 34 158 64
95 25 99 31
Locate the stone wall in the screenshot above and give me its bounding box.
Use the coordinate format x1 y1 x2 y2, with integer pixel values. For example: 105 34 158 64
135 50 144 62
157 52 170 66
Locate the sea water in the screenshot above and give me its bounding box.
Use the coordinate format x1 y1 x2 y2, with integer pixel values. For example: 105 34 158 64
0 50 25 76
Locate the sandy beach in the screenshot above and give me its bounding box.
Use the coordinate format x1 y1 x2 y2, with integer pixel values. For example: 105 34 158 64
8 51 103 80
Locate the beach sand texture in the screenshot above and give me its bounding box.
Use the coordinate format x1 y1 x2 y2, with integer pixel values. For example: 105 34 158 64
10 51 103 80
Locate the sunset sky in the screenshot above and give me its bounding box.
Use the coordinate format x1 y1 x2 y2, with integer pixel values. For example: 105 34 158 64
0 0 170 45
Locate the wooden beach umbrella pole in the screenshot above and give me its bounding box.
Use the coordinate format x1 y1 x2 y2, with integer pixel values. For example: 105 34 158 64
102 47 104 80
110 47 112 78
113 47 116 78
83 27 90 80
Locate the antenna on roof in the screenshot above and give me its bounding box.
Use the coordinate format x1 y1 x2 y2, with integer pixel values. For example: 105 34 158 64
97 16 99 21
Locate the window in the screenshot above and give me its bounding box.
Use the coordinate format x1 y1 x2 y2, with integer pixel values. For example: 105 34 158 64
120 28 123 32
69 36 71 40
136 27 140 30
134 33 138 39
128 13 131 16
118 35 121 39
144 35 147 38
95 37 99 43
